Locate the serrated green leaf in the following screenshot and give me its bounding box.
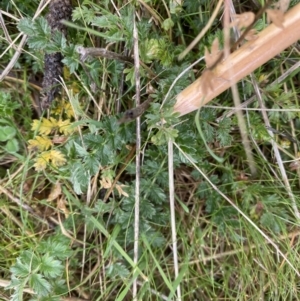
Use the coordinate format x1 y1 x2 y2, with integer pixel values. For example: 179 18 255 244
40 255 63 279
217 117 232 146
20 17 52 50
62 56 79 74
34 17 51 36
102 143 116 164
94 199 116 213
123 66 135 86
142 182 167 205
92 14 119 28
52 30 67 50
177 146 197 164
151 130 165 145
84 154 100 175
73 141 89 157
37 234 73 260
144 229 166 248
195 108 225 163
106 262 130 279
83 133 104 148
29 273 52 297
5 275 23 290
151 127 178 145
70 162 89 194
62 44 79 74
18 18 36 35
27 35 51 50
10 258 30 278
8 290 23 301
0 92 21 116
72 5 97 23
203 122 215 143
10 251 40 278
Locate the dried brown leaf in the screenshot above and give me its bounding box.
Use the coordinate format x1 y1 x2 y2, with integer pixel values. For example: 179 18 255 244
266 9 285 28
115 184 129 197
244 29 258 41
211 38 220 56
100 177 112 189
205 38 222 68
231 12 255 30
52 136 68 144
200 69 215 95
255 201 264 215
57 197 69 218
289 160 300 171
204 47 212 67
279 0 290 13
47 182 62 202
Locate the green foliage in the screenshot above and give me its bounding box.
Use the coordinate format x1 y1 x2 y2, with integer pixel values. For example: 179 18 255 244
0 92 21 117
217 117 232 146
18 18 52 50
0 120 20 154
0 125 16 142
7 234 72 300
260 212 282 233
2 0 300 300
18 17 79 76
183 0 204 13
162 18 174 31
2 0 39 13
140 38 174 66
66 117 128 194
86 5 137 46
106 262 130 279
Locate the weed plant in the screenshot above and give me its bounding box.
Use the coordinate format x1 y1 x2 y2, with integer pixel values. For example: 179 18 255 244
1 0 300 300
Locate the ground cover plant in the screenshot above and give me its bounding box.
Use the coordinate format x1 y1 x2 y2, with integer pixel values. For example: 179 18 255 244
1 0 300 300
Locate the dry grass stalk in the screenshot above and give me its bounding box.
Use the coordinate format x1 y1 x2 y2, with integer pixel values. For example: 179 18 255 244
174 2 300 116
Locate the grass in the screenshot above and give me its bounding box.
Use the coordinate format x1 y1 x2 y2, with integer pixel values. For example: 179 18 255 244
1 0 300 300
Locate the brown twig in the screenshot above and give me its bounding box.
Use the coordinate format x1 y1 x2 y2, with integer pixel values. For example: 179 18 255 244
76 46 134 64
118 97 154 124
